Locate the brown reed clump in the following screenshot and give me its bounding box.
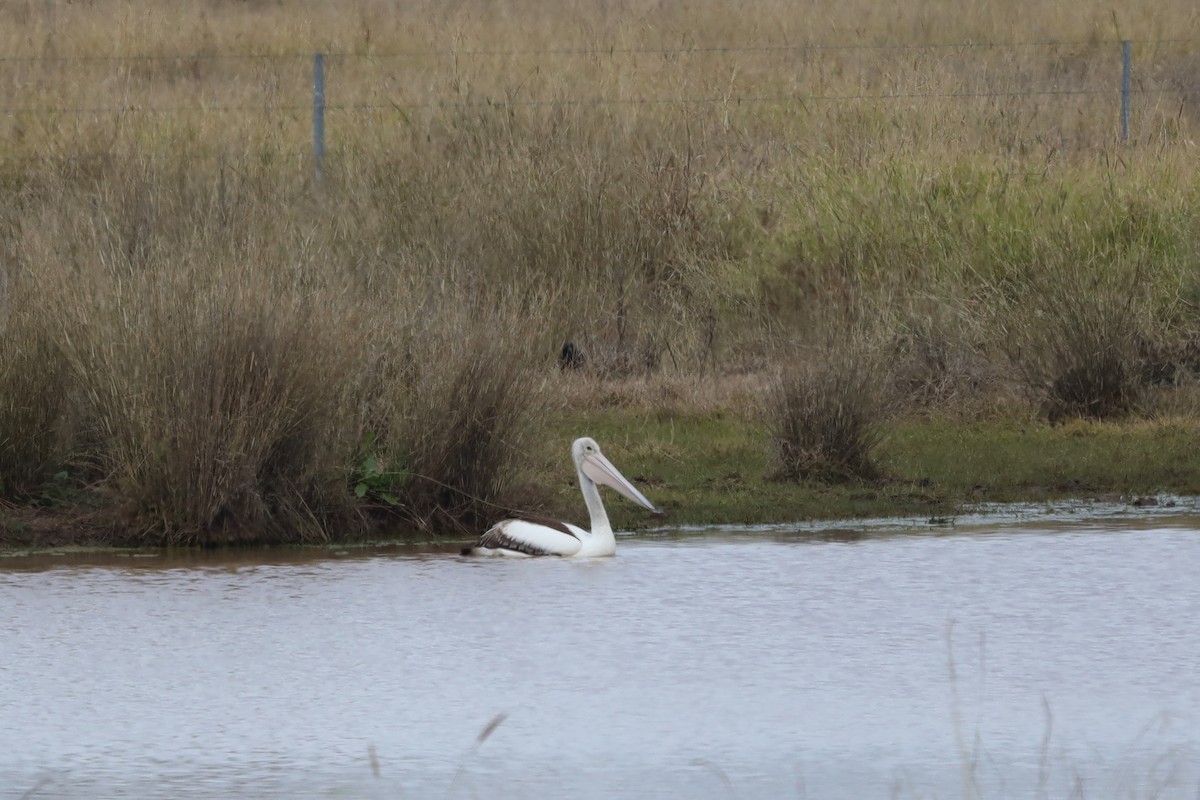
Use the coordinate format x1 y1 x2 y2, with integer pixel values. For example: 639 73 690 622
0 302 74 498
0 151 560 543
769 327 889 483
393 317 548 533
996 257 1154 422
13 164 355 543
113 302 353 544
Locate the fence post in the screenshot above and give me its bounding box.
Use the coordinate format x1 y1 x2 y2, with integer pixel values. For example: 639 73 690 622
1120 40 1131 143
313 52 326 185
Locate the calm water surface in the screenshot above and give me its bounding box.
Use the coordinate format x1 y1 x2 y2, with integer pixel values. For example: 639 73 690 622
3 519 1200 798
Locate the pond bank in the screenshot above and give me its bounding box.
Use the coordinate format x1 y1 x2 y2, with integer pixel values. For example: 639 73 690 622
4 411 1198 552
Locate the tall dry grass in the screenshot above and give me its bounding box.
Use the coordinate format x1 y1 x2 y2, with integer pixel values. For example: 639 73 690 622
3 0 1200 535
0 96 732 539
1 152 565 542
0 305 72 497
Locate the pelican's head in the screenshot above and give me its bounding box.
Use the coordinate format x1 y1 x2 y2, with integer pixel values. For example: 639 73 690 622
572 437 657 512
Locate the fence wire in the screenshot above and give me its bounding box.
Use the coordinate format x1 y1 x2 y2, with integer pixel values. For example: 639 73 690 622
1 37 1196 62
1 39 1196 155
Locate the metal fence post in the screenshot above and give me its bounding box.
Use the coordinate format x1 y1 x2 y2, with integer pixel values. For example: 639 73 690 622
313 52 326 184
1121 40 1131 143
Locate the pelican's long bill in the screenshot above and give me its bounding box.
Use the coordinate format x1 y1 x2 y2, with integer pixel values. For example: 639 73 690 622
581 452 657 512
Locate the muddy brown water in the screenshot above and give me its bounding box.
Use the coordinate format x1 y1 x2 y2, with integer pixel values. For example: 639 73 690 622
3 512 1199 798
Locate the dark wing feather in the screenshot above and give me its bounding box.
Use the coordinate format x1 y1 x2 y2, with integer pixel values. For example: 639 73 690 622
462 518 581 556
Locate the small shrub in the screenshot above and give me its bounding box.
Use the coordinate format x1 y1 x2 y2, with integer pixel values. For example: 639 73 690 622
351 432 406 507
997 259 1151 421
769 334 887 483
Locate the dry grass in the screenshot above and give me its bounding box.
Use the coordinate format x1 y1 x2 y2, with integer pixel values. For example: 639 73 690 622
0 306 72 497
768 318 890 483
994 257 1156 421
4 0 1200 162
556 370 771 416
387 311 551 533
0 152 558 542
2 0 1200 538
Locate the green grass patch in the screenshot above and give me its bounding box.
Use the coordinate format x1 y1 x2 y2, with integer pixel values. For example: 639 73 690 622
883 417 1200 500
537 410 1200 530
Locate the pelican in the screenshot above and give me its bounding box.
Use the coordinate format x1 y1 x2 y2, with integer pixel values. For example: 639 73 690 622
462 437 658 557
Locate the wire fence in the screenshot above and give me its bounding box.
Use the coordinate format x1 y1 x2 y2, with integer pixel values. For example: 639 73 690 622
3 38 1198 171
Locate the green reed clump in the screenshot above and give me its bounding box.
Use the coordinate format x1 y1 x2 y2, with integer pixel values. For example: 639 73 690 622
751 153 1200 420
758 156 1198 312
769 327 888 483
973 170 1200 421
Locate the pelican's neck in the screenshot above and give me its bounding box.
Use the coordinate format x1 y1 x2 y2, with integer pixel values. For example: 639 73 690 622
579 469 612 538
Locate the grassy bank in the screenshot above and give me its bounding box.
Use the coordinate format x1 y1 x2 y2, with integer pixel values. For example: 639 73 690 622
6 390 1200 549
2 1 1200 547
537 386 1200 530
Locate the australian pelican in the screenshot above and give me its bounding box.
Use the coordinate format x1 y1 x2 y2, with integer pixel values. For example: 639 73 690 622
462 437 657 557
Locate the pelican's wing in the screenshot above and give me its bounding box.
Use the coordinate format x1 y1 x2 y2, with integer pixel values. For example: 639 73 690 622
465 518 584 557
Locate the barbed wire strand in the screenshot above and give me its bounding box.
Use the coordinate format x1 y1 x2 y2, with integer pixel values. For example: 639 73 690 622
0 37 1197 64
4 85 1191 117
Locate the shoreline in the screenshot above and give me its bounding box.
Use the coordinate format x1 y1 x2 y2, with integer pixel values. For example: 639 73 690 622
3 493 1194 560
5 410 1198 553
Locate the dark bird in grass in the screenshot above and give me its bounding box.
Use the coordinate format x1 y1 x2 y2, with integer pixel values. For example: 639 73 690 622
558 341 587 370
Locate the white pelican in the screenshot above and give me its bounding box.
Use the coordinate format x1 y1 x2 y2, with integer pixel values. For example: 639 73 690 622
462 437 658 557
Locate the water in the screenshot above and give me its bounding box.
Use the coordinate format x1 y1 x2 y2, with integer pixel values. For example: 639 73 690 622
3 518 1200 799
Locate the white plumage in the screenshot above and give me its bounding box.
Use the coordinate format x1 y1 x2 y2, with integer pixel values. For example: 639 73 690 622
463 437 657 558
